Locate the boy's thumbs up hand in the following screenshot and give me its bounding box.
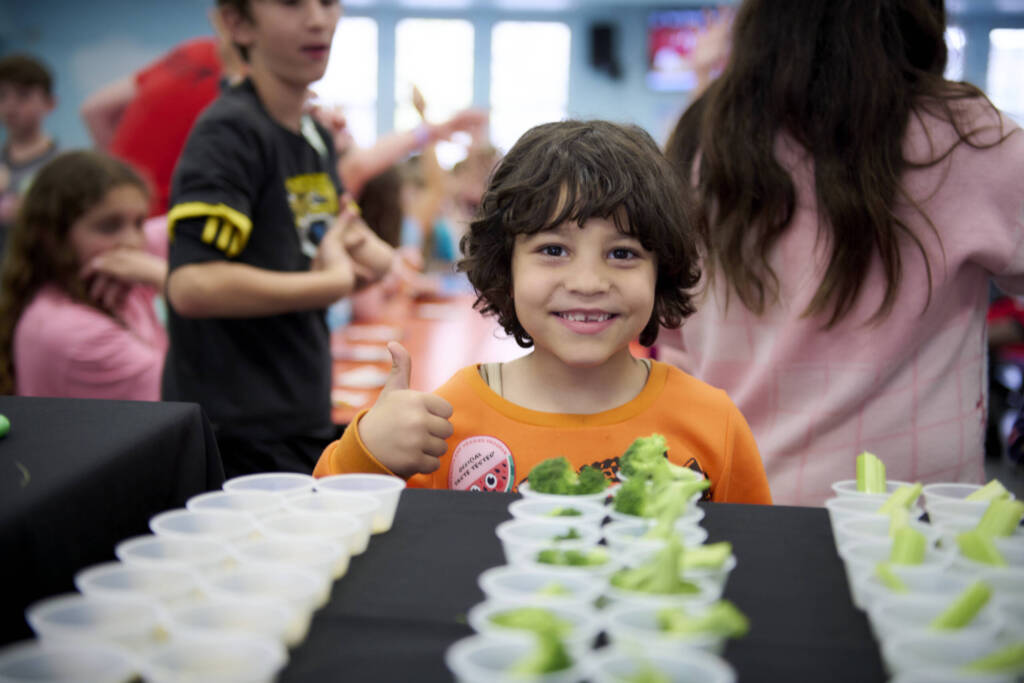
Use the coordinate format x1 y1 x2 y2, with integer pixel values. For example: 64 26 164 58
357 342 455 478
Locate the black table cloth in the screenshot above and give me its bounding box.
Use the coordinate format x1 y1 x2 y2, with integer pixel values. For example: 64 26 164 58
0 396 223 644
283 489 885 682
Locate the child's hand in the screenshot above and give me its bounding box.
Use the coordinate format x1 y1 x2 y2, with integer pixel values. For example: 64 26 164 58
358 342 454 478
337 197 395 281
82 248 168 291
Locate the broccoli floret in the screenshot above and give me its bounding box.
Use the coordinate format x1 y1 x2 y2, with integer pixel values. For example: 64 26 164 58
619 434 669 478
609 539 700 595
528 457 609 495
643 479 712 539
510 629 573 675
619 666 672 683
552 528 582 541
656 600 750 638
490 607 573 638
612 476 649 516
546 507 583 517
536 547 609 566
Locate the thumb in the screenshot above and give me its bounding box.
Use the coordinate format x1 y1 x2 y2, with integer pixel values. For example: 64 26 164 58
382 341 411 393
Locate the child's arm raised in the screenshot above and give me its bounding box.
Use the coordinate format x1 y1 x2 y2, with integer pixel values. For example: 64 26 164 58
356 342 455 478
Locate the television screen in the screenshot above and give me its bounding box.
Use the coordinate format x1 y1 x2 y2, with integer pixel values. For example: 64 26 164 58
647 8 724 92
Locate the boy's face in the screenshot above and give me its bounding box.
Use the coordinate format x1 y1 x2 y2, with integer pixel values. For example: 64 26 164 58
227 0 342 87
0 83 54 138
510 216 656 370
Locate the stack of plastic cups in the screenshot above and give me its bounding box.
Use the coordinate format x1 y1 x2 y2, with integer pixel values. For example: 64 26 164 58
447 475 740 682
830 478 1024 681
10 470 408 683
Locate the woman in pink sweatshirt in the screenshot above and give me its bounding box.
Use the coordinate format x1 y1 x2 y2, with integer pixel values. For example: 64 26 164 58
0 150 167 400
662 0 1024 506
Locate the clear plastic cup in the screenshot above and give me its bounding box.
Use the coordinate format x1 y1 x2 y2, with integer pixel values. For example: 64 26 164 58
231 535 346 581
853 569 972 613
889 671 1016 683
115 534 235 576
838 538 956 610
511 545 621 581
495 520 602 565
602 602 729 655
995 593 1024 634
477 566 606 610
517 480 615 504
141 633 287 683
866 593 1005 643
467 600 600 657
0 639 138 683
26 593 167 652
602 519 709 564
445 632 586 683
186 490 284 520
831 479 913 502
834 516 940 552
74 562 203 607
506 498 608 527
314 473 405 533
587 646 737 683
824 496 924 532
283 491 378 554
923 483 1013 505
204 565 327 645
934 518 1024 553
149 508 259 544
880 633 1016 678
925 499 991 528
603 575 722 610
166 598 294 648
949 538 1024 585
604 504 706 528
222 472 316 497
258 510 362 557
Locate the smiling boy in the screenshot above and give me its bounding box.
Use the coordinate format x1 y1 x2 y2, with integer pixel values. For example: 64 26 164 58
164 0 394 477
314 120 771 504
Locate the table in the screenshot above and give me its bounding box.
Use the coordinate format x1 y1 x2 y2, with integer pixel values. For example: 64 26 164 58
282 490 886 682
0 396 224 645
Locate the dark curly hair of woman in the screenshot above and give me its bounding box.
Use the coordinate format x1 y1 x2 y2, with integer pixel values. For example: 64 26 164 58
458 119 701 348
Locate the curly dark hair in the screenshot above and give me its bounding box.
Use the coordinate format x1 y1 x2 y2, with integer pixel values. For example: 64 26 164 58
458 119 701 348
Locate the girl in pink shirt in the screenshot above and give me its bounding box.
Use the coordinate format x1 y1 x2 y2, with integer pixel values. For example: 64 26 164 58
661 0 1024 506
0 150 167 400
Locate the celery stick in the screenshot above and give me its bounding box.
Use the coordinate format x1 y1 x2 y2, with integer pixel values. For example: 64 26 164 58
956 531 1008 567
929 581 991 630
856 452 886 494
680 542 733 570
962 642 1024 674
875 563 908 592
964 480 1011 503
974 499 1024 538
876 483 923 515
889 526 926 565
888 507 910 536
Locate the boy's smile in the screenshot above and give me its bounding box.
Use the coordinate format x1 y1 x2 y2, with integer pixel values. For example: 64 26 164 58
511 216 656 370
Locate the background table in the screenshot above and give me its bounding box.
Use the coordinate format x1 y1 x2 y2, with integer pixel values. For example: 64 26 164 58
282 489 886 682
0 396 224 645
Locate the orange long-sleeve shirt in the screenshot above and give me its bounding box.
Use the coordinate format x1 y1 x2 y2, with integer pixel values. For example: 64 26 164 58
314 361 772 504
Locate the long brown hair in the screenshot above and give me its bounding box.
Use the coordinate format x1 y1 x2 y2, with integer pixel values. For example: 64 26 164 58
0 151 148 394
665 0 1012 328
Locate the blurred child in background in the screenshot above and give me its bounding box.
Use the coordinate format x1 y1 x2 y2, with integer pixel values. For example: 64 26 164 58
0 151 167 400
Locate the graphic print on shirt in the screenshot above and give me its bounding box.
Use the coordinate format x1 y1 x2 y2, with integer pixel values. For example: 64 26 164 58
285 173 339 258
449 435 516 492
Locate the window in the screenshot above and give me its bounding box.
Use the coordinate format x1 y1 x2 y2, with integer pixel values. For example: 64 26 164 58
490 21 571 154
988 29 1024 123
311 17 378 147
944 26 965 82
394 18 474 166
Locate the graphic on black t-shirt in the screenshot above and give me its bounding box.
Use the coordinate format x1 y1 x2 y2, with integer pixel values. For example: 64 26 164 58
285 172 338 257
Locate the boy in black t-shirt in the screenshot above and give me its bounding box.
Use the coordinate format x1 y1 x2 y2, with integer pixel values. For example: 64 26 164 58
165 0 394 477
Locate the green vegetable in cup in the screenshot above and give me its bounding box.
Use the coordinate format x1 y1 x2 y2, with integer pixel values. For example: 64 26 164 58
679 542 733 571
546 507 583 517
889 525 927 565
552 528 582 542
510 629 573 675
617 665 671 683
528 457 609 495
490 607 573 638
610 538 700 595
930 581 991 630
956 530 1007 567
964 479 1012 503
876 483 923 515
0 414 9 438
657 600 749 638
974 499 1024 538
536 548 609 567
874 563 908 592
856 451 886 494
962 642 1024 674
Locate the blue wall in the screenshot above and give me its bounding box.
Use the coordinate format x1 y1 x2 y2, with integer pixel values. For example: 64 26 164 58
1 1 1022 151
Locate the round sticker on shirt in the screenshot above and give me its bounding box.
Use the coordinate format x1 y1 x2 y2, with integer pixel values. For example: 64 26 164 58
448 436 515 492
